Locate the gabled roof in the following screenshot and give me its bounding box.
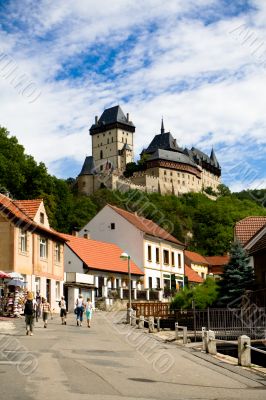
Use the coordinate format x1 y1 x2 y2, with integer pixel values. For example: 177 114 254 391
13 199 42 219
60 234 143 275
185 264 203 283
78 156 96 176
204 255 229 266
185 250 209 265
148 148 199 169
0 194 65 242
90 105 135 135
108 205 184 247
234 216 266 246
144 132 183 154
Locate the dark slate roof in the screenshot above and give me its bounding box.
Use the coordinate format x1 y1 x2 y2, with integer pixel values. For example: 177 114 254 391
148 149 199 168
78 156 95 176
187 147 221 169
210 148 220 168
90 105 135 134
144 132 183 154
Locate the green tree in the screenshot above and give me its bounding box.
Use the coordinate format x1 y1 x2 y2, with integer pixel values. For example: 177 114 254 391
218 241 255 306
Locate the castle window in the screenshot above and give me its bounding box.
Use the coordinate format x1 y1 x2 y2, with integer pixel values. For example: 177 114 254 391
112 137 114 143
107 138 109 144
164 171 167 175
177 173 180 177
109 131 111 134
182 174 184 178
103 133 105 137
170 172 173 176
100 165 103 171
127 132 128 136
122 137 124 143
182 181 185 185
82 182 86 187
178 180 180 184
100 150 103 159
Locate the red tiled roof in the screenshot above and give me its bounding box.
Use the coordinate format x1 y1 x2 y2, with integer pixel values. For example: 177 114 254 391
204 255 229 266
108 205 184 246
185 250 208 265
0 194 65 241
235 216 266 246
13 199 42 219
60 233 143 275
185 264 203 283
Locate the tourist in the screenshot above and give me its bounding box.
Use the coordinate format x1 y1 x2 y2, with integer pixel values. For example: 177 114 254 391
85 297 93 328
24 292 36 336
42 297 51 328
75 294 85 327
35 291 42 321
59 296 67 325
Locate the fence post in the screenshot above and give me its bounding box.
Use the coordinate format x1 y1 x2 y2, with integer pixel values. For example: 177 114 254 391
131 310 136 327
202 327 206 351
148 316 155 333
238 335 251 367
156 317 161 332
138 315 144 329
206 330 217 355
183 327 188 345
175 322 179 340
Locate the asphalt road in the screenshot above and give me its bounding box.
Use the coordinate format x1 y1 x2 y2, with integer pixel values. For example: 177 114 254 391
0 311 265 400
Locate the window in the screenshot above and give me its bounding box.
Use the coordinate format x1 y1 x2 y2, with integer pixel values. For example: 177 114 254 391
82 181 86 187
156 277 160 289
122 137 124 143
147 245 152 261
107 138 109 144
20 229 27 252
112 137 114 143
178 254 182 267
148 277 153 289
100 165 103 171
55 281 60 299
163 250 169 265
171 252 175 267
100 150 103 159
40 212 44 224
201 272 205 278
156 247 160 263
40 237 48 259
111 223 115 230
164 170 167 175
55 243 61 263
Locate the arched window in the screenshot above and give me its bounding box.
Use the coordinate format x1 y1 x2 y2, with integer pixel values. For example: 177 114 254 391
100 150 103 159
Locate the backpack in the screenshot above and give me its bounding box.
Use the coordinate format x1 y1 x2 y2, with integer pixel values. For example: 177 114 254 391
24 300 34 316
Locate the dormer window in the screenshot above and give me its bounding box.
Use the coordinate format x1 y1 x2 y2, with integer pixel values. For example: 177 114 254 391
40 212 44 224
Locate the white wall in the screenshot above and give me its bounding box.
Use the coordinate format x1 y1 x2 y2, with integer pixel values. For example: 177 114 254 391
64 246 83 273
79 205 144 270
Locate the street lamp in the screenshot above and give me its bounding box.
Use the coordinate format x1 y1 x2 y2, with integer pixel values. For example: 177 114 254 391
120 252 132 322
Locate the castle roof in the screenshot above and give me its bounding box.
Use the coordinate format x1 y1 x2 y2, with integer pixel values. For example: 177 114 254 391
144 131 183 155
148 149 200 169
78 156 95 176
90 105 135 135
188 147 221 169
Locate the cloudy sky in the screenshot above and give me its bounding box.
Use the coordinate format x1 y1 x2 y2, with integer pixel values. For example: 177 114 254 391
0 0 265 192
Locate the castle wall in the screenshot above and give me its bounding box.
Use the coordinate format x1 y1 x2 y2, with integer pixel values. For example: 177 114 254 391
202 169 221 191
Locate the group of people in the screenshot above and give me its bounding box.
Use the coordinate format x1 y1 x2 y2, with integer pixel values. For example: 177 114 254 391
24 292 93 336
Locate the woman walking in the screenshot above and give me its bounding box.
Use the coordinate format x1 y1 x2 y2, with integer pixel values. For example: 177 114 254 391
75 294 84 327
59 296 67 325
24 292 36 336
85 298 93 328
42 297 51 328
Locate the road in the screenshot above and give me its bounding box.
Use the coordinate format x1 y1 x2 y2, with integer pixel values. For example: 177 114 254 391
0 311 265 400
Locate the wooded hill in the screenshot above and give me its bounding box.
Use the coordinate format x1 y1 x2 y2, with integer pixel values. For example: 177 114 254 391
1 126 266 256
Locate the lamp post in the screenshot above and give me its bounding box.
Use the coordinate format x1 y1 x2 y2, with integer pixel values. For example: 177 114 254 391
120 252 132 323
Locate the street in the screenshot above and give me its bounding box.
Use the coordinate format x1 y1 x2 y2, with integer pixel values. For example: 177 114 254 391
0 311 265 400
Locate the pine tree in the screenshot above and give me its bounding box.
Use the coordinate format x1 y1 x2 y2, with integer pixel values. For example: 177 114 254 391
219 241 255 306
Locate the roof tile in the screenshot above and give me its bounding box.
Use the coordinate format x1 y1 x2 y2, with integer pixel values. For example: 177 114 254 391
185 250 208 264
235 216 266 246
185 264 203 283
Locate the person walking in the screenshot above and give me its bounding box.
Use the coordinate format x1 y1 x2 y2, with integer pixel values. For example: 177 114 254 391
59 296 67 325
42 297 51 328
24 292 36 336
85 298 93 328
35 291 42 322
75 294 85 327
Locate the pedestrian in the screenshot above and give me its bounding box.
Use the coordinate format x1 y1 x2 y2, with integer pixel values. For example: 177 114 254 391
75 294 85 327
35 291 42 321
42 297 51 328
85 297 93 328
59 296 67 325
24 292 37 336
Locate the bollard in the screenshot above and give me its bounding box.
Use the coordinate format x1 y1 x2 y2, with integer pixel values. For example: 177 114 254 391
238 335 251 367
183 327 188 345
131 310 137 327
138 315 144 329
202 327 206 351
206 330 217 355
156 317 161 332
175 322 179 340
148 316 155 333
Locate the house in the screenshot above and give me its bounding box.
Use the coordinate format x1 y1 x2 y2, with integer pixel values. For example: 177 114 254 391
77 105 221 196
235 216 266 289
60 234 143 311
0 194 65 309
184 250 209 280
184 264 203 285
205 255 230 279
79 204 185 297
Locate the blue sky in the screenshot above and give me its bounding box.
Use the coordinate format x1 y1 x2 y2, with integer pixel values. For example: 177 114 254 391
0 0 265 192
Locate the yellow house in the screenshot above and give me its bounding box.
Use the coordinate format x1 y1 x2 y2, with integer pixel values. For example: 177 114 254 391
0 194 65 309
184 250 209 280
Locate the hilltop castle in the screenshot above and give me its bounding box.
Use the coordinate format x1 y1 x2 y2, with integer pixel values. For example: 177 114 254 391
77 105 221 196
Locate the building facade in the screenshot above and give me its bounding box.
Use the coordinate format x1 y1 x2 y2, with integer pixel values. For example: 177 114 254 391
0 195 65 309
77 105 221 196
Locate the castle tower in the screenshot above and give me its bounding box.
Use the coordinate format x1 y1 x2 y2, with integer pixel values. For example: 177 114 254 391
89 105 135 173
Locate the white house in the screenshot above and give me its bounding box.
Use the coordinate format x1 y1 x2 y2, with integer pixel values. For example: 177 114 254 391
79 204 185 296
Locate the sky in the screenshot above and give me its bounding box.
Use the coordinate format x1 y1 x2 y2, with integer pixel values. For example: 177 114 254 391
0 0 265 192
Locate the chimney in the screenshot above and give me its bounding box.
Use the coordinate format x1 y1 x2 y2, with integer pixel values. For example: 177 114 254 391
126 113 129 122
95 115 98 125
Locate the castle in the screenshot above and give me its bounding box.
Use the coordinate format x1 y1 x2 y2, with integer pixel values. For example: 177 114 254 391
77 105 221 196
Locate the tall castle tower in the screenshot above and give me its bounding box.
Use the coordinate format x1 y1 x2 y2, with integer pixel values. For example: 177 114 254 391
77 105 135 195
